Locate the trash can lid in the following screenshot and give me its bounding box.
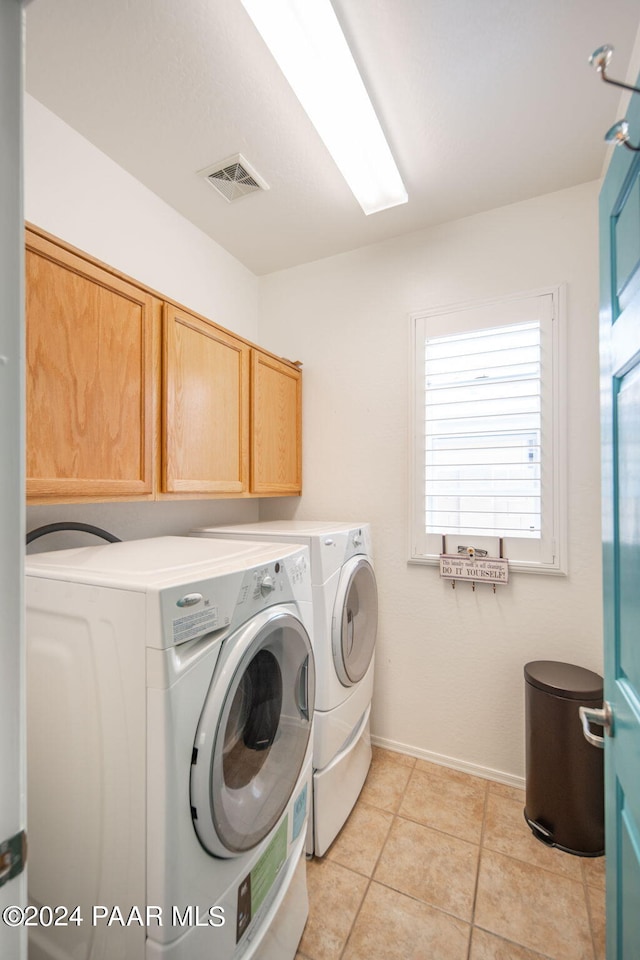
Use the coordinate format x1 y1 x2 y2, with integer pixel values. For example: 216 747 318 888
524 661 603 699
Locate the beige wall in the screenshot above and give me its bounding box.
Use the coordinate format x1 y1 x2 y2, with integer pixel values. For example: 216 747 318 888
259 181 603 783
24 95 262 545
24 96 260 339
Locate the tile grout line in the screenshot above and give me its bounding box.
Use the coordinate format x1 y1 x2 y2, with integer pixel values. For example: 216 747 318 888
368 752 486 956
336 753 415 960
324 750 599 960
332 751 590 960
479 841 591 886
345 753 486 951
580 858 600 960
466 778 490 960
392 808 489 847
370 875 481 928
335 812 395 960
336 875 372 960
470 925 558 960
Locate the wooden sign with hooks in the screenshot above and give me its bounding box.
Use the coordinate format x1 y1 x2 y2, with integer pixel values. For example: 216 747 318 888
439 540 509 592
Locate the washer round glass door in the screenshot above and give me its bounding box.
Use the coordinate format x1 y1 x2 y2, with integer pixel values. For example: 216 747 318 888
190 607 314 857
331 556 378 686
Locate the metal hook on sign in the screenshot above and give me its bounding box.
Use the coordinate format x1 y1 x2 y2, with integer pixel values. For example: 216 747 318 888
590 45 640 152
590 45 640 95
604 120 640 153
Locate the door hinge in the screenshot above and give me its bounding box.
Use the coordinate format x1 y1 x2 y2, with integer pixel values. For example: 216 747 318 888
0 830 27 888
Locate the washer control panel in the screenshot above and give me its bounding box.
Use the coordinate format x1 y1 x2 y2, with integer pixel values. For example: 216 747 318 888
162 547 310 646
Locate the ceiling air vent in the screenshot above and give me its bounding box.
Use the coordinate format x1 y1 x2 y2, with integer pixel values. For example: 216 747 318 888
198 154 269 203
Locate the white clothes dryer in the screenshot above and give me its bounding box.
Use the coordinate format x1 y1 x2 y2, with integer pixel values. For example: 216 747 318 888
191 522 378 856
26 536 315 960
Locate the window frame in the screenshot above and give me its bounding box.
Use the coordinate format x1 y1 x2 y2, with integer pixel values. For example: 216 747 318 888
409 285 567 575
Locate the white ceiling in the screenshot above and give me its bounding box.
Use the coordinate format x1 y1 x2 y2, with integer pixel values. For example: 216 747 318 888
25 0 640 276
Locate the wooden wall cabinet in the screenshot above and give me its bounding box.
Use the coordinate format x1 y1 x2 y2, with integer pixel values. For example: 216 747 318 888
162 304 250 495
26 230 159 502
26 227 302 503
251 350 302 495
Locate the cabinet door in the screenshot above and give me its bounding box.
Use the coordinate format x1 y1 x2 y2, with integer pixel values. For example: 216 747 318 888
163 305 250 494
26 231 158 502
251 351 302 495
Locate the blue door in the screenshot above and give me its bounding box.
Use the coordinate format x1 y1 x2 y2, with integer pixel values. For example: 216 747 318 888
599 73 640 960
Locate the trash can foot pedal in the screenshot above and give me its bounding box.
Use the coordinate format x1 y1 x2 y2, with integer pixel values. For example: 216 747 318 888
524 809 604 857
524 813 554 845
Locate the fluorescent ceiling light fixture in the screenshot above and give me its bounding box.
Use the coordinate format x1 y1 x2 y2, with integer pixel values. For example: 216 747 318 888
240 0 408 215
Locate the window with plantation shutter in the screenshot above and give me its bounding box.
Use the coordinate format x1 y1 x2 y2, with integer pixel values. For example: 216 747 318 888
410 288 566 574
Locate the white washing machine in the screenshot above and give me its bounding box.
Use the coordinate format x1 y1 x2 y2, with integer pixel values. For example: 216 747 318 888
191 522 377 856
25 535 315 960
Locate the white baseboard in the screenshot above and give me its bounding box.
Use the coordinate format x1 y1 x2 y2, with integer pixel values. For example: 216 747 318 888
370 734 526 791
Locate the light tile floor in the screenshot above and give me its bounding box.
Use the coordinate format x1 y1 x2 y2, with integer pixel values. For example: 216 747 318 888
296 747 605 960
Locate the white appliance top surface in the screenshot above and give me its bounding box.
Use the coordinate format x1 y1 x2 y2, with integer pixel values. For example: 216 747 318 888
197 520 367 538
25 535 305 588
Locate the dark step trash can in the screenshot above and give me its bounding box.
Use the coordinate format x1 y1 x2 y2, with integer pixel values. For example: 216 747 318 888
524 660 604 857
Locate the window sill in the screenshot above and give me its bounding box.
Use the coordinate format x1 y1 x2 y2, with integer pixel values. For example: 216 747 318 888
407 555 568 577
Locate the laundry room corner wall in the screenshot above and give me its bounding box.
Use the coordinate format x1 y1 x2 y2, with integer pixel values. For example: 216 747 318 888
24 96 259 338
257 180 603 782
23 95 261 544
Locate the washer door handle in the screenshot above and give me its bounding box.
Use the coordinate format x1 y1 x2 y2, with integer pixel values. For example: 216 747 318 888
345 609 355 657
297 656 310 721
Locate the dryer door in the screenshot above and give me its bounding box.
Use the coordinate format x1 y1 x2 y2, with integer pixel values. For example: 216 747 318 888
190 607 314 857
331 556 378 686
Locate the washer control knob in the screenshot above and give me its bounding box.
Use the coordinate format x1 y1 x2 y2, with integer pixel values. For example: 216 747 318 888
259 575 276 597
353 532 363 547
